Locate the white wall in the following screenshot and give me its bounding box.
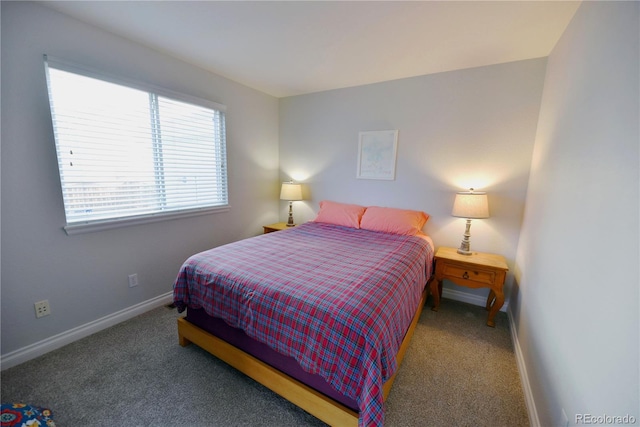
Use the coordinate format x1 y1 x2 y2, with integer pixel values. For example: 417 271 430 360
279 59 547 305
1 2 279 361
513 2 639 425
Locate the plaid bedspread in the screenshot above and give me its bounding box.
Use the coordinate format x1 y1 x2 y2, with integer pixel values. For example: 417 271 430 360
173 222 434 427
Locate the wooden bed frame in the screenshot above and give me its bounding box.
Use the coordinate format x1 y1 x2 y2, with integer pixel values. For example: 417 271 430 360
177 286 429 426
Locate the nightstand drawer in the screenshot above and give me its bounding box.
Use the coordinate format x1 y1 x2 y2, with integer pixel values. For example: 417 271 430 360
442 264 496 286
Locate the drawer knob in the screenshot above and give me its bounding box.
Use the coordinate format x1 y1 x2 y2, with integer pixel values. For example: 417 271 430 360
463 271 469 279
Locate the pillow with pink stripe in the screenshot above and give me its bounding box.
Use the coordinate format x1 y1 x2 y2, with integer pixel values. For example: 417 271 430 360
313 200 366 229
360 206 429 235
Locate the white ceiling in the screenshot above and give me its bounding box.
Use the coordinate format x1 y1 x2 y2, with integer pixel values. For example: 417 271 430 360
41 1 581 98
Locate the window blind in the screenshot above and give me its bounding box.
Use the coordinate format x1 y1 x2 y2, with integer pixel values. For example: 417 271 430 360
44 56 228 233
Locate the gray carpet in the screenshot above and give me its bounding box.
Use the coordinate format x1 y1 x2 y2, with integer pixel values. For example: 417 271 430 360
1 297 529 426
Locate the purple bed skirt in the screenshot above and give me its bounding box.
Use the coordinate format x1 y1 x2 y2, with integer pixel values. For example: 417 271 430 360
185 307 360 412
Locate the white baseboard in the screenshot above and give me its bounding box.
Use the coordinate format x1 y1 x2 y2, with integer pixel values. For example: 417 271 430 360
441 287 509 312
0 292 173 371
507 307 540 427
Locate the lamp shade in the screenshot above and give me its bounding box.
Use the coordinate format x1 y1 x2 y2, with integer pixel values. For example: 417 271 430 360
451 189 489 219
280 182 302 201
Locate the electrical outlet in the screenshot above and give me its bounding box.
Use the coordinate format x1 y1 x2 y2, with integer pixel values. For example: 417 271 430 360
128 273 138 288
34 300 51 318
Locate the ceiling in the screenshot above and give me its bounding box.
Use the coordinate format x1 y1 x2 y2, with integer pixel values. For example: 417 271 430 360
40 1 581 98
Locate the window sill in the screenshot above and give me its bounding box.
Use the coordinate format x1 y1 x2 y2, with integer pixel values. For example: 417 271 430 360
63 205 230 236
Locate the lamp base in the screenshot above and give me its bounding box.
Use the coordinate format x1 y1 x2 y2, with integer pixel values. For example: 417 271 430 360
286 202 295 226
457 218 473 255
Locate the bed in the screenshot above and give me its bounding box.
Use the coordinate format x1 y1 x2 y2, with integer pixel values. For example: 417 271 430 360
173 203 434 427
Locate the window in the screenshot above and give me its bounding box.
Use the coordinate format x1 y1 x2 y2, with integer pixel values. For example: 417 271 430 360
44 56 228 234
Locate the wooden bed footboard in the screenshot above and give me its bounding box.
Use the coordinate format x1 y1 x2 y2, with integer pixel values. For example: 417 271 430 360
177 286 429 426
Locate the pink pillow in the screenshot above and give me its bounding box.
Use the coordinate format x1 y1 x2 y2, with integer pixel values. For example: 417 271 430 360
360 206 429 235
313 200 366 229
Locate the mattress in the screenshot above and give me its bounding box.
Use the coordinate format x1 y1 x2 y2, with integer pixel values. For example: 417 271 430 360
173 221 434 426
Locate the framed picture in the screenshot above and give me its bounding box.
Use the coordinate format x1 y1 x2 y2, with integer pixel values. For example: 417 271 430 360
356 130 398 180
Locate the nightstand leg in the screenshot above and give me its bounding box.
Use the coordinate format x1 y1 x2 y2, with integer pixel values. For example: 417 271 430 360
486 289 504 327
486 290 496 311
430 278 442 312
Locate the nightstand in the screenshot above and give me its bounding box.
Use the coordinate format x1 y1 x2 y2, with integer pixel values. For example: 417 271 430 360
263 222 292 234
430 247 509 327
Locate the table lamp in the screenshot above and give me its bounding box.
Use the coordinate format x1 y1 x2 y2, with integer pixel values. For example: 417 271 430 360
451 188 489 255
280 181 303 226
